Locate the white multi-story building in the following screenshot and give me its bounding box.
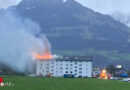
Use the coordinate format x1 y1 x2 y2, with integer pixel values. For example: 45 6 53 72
36 56 93 77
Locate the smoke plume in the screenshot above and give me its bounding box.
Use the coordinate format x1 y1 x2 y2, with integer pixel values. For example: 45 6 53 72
111 12 130 27
0 9 50 72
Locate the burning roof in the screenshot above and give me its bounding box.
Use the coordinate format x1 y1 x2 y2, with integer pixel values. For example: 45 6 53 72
32 38 52 60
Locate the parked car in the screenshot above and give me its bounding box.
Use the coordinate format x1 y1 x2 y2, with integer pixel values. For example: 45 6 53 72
122 78 130 82
64 74 74 78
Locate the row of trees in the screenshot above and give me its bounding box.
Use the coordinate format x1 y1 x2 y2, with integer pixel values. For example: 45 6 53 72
106 65 130 77
0 63 25 75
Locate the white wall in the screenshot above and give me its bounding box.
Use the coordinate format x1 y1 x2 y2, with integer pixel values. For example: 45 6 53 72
36 60 92 77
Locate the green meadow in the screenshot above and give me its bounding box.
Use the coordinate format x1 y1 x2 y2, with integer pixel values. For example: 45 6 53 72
1 76 130 90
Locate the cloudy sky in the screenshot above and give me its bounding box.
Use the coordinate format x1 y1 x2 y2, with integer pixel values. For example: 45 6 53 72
0 0 130 14
75 0 130 14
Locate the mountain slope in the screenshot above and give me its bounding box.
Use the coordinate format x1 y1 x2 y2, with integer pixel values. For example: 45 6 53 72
10 0 130 68
111 12 130 27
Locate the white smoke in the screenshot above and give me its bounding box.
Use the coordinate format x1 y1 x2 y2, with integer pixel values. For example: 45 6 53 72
111 12 130 27
0 0 22 9
75 0 130 27
0 10 48 72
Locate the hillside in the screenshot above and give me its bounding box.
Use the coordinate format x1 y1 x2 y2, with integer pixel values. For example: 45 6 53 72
9 0 130 68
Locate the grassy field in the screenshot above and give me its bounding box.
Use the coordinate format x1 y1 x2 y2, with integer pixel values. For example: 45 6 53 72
0 76 130 90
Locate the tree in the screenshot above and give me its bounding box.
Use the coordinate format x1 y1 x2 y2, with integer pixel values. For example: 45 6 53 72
106 65 116 75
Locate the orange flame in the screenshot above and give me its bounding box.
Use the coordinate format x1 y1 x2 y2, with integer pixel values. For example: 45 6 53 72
100 69 108 79
34 53 52 60
33 39 52 60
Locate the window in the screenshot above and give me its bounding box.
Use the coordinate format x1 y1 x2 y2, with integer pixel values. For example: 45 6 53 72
66 64 68 66
79 61 82 63
60 67 63 70
60 71 63 73
42 70 44 72
41 63 42 66
70 71 73 74
79 68 82 70
79 64 82 66
65 71 68 73
46 67 49 69
79 71 82 74
75 66 77 68
75 70 77 72
65 67 68 70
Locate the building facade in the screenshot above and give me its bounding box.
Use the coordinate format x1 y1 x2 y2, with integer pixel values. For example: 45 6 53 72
36 56 93 77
